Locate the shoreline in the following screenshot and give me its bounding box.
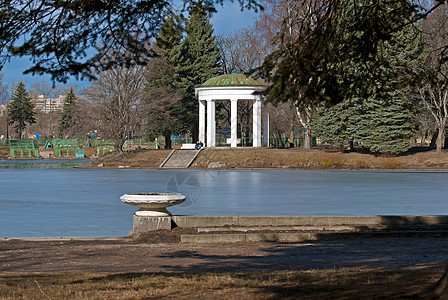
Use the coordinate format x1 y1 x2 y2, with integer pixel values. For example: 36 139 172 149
78 147 448 171
3 146 448 170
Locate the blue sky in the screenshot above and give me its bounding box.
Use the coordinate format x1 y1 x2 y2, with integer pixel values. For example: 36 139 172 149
1 2 258 91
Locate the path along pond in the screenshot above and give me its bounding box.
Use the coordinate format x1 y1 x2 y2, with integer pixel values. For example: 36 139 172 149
1 161 447 237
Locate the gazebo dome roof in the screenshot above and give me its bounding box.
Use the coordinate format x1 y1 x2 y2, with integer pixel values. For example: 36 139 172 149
200 74 266 88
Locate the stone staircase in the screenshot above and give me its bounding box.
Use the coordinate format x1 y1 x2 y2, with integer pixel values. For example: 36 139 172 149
134 215 448 243
179 224 448 243
160 149 201 168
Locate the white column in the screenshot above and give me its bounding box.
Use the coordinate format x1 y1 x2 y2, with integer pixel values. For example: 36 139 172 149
206 100 216 147
263 105 269 147
199 100 206 144
252 99 262 147
230 99 238 147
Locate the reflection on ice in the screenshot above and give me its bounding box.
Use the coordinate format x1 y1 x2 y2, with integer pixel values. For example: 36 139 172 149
0 159 93 169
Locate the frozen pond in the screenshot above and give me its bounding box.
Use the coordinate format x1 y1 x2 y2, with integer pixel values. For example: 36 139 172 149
0 169 447 237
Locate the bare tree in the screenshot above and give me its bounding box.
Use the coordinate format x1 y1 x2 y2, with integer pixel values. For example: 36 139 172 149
31 80 67 98
255 0 318 149
28 80 72 138
0 73 7 104
86 66 146 152
71 92 105 140
296 105 315 149
268 102 298 138
0 73 8 139
418 4 448 151
217 28 267 145
219 28 266 74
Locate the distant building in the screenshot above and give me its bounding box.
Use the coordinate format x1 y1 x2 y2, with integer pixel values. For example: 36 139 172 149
33 95 66 113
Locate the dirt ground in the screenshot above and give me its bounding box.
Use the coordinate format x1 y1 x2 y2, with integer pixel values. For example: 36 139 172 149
1 236 448 298
2 235 448 273
85 147 448 170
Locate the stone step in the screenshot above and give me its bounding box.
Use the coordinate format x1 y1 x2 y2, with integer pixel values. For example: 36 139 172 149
196 224 448 233
162 149 200 168
196 225 385 233
181 230 448 243
171 215 448 228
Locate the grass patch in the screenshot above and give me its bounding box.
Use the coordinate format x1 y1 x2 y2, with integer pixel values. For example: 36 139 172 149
0 267 442 299
191 148 448 170
375 157 404 169
318 153 344 169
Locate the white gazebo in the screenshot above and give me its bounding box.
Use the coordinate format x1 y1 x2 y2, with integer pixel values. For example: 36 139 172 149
195 74 268 147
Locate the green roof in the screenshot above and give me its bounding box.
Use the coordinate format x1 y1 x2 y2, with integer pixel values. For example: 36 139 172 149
200 74 266 87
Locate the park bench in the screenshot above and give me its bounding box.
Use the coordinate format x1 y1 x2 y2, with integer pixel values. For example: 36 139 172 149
226 138 241 145
8 139 39 158
53 139 83 158
97 145 115 156
181 143 196 150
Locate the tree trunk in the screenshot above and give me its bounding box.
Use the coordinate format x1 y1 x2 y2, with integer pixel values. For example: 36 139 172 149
436 126 446 152
192 122 198 144
114 138 125 153
303 127 311 149
349 140 354 152
164 134 172 150
296 106 314 150
429 129 438 150
289 125 295 148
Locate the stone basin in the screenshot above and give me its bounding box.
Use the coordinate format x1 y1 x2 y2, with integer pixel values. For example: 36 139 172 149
120 193 186 217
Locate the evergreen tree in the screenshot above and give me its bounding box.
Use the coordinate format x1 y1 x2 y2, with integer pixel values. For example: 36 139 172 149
358 93 414 154
311 2 423 154
144 15 184 149
170 3 221 140
156 15 183 57
58 88 77 136
312 101 355 148
354 21 422 154
258 0 419 107
8 82 36 139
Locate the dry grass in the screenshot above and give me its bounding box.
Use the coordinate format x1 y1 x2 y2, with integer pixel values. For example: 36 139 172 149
0 267 442 299
89 147 448 170
192 148 448 170
0 146 9 159
317 153 344 169
82 149 171 168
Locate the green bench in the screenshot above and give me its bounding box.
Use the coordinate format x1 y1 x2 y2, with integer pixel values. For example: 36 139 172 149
8 140 39 158
97 145 115 156
53 139 83 158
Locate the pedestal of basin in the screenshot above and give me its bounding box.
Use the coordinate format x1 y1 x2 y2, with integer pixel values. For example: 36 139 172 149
120 193 186 217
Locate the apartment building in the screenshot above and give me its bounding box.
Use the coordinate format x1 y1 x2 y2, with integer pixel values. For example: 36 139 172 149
33 94 66 113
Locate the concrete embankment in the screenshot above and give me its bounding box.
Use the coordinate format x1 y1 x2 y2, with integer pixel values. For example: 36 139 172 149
134 215 448 243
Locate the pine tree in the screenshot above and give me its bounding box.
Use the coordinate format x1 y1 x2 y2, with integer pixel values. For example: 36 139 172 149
156 15 183 58
8 82 36 139
58 88 77 136
144 15 184 149
170 3 221 140
311 2 423 155
358 93 414 154
312 101 355 148
353 22 422 154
